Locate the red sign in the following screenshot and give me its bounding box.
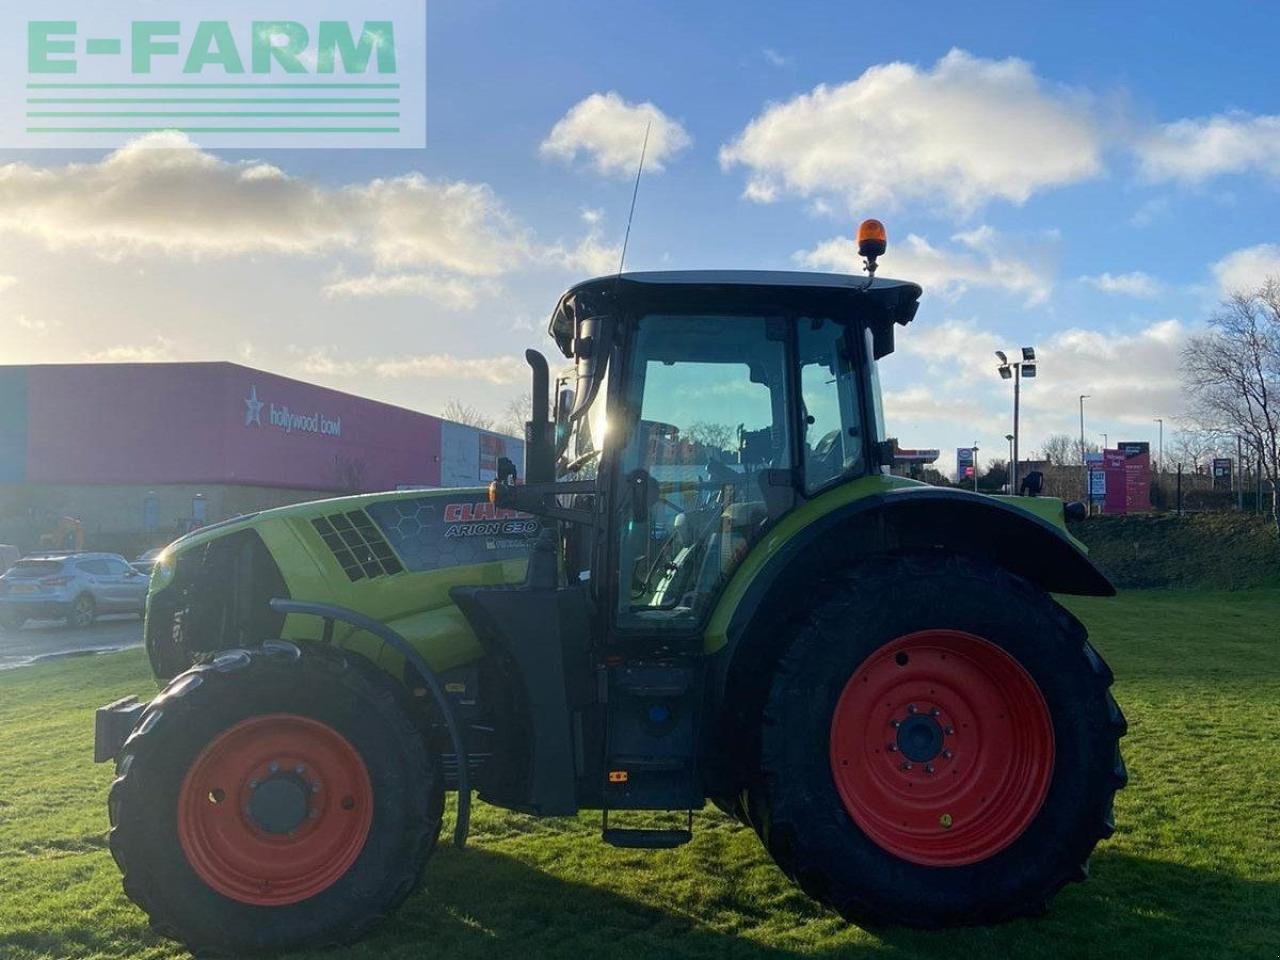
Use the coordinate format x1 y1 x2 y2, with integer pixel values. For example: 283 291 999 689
1100 444 1151 514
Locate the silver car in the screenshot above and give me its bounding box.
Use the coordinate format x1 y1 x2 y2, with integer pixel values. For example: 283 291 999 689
0 553 150 630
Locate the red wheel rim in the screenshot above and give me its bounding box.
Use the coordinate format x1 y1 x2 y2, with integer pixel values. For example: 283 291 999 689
177 714 373 906
829 630 1054 866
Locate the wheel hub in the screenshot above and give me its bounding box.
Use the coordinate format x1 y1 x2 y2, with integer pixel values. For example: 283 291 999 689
829 629 1055 867
247 773 311 835
177 714 373 906
895 712 945 764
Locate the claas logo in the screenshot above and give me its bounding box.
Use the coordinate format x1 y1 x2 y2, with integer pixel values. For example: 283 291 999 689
443 502 529 522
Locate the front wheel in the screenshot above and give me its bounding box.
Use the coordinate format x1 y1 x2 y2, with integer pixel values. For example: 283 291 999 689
751 556 1127 927
108 642 443 954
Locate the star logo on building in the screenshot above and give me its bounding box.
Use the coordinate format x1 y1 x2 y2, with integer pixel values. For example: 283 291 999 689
244 385 264 427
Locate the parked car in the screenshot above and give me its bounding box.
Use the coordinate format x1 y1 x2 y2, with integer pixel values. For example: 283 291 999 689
0 553 149 630
133 547 166 576
0 544 19 574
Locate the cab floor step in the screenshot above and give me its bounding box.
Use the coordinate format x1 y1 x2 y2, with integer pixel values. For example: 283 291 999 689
602 827 692 849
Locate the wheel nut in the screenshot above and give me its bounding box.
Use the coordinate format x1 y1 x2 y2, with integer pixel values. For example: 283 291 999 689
942 749 953 760
311 781 322 793
248 779 259 789
925 764 935 775
886 743 897 752
294 764 306 775
890 718 901 729
308 808 319 819
944 726 955 736
907 704 918 715
929 707 941 717
900 761 913 771
268 761 280 773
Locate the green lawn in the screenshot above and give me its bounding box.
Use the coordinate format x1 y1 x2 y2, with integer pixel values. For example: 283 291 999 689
2 589 1278 960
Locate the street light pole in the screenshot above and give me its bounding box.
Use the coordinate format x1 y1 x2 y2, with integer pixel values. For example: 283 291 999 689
1154 417 1164 474
1079 394 1090 499
996 348 1035 495
1101 432 1108 449
972 442 980 492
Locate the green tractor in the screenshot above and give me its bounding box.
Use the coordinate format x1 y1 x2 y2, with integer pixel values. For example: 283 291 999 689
96 229 1126 955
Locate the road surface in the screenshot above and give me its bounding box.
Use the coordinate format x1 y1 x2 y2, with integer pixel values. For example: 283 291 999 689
0 615 143 670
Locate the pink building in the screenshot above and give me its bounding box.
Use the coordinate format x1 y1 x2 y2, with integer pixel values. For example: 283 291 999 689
0 362 523 552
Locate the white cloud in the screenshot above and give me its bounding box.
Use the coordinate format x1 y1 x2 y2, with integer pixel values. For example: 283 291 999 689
540 92 692 178
545 231 622 277
796 226 1053 304
1080 271 1163 298
322 273 480 308
580 207 604 225
291 348 529 386
720 49 1102 214
0 275 16 293
0 132 529 276
1137 112 1280 183
83 336 177 362
762 48 792 68
1212 244 1280 296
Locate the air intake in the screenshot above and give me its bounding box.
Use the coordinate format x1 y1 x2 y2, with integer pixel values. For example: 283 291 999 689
312 511 404 582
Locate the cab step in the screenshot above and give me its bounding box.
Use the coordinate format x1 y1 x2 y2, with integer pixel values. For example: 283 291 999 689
601 809 693 849
602 827 692 849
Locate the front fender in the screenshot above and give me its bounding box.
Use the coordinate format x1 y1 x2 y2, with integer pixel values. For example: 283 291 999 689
706 481 1113 654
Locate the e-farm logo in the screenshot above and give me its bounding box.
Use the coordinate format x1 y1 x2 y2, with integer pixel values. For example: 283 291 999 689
4 1 425 148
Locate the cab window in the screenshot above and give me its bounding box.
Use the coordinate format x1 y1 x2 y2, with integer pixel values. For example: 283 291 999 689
615 314 791 628
799 318 867 493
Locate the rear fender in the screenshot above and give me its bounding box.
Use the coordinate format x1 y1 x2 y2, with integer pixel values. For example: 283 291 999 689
712 485 1113 657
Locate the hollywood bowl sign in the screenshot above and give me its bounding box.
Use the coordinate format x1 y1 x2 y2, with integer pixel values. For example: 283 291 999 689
244 385 342 438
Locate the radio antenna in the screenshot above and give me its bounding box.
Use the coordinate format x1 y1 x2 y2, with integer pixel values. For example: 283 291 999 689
617 121 651 275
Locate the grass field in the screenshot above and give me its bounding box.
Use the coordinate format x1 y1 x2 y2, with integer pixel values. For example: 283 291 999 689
2 589 1278 960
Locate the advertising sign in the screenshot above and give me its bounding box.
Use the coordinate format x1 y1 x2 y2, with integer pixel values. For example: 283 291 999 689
955 446 975 482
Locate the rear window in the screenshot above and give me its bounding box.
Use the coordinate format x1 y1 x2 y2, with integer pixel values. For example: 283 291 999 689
8 560 64 577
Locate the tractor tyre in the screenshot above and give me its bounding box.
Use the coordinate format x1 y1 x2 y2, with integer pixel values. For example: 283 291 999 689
108 641 443 955
750 555 1126 928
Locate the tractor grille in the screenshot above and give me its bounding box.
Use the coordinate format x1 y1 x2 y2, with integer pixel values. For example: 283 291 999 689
312 511 404 581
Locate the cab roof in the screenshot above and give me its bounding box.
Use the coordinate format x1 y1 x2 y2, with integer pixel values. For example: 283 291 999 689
548 270 923 358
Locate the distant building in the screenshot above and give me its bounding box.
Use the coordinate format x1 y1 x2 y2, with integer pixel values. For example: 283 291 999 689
0 362 523 554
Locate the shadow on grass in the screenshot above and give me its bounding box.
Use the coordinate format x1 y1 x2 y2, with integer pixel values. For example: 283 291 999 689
288 847 1278 960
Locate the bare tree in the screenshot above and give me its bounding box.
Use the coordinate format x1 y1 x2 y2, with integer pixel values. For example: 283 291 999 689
441 398 495 431
497 393 532 439
685 421 734 456
1181 278 1280 532
1166 427 1223 473
1039 433 1076 466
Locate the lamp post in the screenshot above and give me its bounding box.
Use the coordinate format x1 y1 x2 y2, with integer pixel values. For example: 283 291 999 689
971 443 980 492
1079 394 1090 499
1154 418 1164 474
996 348 1036 494
1100 432 1108 449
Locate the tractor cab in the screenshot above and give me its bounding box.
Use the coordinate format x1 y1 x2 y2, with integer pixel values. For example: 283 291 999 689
531 270 921 634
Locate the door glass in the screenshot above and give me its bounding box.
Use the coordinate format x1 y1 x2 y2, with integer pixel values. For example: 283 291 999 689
616 314 791 628
77 560 109 576
799 318 867 493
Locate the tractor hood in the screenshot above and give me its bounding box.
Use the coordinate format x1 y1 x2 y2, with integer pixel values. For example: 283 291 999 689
549 270 922 361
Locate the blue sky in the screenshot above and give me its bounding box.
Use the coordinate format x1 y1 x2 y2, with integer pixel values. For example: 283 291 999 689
2 0 1279 471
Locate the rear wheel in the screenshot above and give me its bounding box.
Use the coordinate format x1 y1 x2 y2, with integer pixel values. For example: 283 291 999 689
108 642 443 954
751 556 1126 927
68 593 95 628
